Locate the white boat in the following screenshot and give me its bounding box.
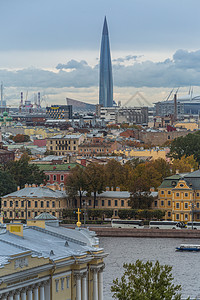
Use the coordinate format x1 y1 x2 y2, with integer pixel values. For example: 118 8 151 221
176 244 200 251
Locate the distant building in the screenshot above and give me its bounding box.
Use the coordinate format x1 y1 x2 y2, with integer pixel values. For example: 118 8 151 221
99 17 113 107
66 98 96 113
46 105 72 120
46 134 85 156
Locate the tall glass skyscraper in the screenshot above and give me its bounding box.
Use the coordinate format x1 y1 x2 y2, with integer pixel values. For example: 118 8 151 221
99 17 113 107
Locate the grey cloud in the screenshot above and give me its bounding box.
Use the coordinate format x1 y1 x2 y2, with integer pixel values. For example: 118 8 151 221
56 59 88 70
2 50 200 90
113 55 139 63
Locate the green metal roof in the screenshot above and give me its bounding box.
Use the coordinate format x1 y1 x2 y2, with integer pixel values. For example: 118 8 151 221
35 212 58 220
159 174 183 189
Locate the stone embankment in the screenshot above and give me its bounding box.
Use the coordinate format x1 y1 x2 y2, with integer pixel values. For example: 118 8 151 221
89 227 200 238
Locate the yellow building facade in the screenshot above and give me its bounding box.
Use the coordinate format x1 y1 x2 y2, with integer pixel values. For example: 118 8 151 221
0 219 107 300
156 171 200 222
115 148 169 161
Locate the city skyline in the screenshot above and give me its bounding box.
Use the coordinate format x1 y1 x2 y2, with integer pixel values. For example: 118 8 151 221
2 0 200 107
99 17 113 107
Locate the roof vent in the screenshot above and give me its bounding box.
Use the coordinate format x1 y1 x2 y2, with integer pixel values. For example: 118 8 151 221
50 250 55 256
65 241 69 247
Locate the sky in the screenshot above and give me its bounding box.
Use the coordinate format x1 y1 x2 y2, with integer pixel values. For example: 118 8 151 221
2 0 200 107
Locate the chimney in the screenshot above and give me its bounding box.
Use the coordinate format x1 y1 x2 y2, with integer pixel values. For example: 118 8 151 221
176 169 179 174
17 186 20 191
116 187 120 191
111 186 114 191
150 187 155 192
32 184 36 188
191 168 194 173
40 184 44 187
106 187 110 191
25 183 28 188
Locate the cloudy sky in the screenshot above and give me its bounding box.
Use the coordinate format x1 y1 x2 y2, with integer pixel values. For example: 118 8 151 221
2 0 200 107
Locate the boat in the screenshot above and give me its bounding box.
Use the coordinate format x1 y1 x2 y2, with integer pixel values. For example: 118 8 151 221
176 244 200 251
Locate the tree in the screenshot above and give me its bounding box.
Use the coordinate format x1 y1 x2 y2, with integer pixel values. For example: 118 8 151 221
104 159 125 190
152 158 171 181
0 170 17 198
172 155 198 174
169 132 200 163
5 153 46 188
85 163 105 208
65 166 87 208
111 260 187 300
12 134 30 143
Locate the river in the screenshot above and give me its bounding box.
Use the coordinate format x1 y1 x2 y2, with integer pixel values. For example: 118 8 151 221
100 237 200 300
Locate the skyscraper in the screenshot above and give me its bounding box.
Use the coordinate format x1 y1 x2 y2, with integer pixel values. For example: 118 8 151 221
99 17 113 107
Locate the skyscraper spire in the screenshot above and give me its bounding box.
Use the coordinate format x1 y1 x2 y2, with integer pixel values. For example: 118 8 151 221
99 17 113 107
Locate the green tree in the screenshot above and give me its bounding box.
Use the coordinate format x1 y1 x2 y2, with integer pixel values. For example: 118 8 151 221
0 170 17 198
169 132 200 163
104 159 125 190
85 163 105 209
65 166 87 209
5 153 46 188
111 260 187 300
152 158 171 181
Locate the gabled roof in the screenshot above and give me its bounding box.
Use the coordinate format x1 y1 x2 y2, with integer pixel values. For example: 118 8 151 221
2 186 66 198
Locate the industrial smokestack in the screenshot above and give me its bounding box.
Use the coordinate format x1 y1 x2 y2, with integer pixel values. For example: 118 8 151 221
38 92 41 108
1 83 3 108
174 93 177 121
20 92 23 106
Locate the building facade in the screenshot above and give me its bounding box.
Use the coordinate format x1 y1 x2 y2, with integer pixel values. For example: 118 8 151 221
1 185 67 220
0 219 107 300
99 17 113 107
46 105 72 120
46 134 84 156
156 170 200 222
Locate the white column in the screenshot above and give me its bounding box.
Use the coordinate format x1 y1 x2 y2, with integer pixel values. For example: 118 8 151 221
14 293 20 300
8 294 14 300
21 290 27 300
33 286 38 300
82 273 87 300
44 281 50 300
76 274 82 300
40 286 45 300
27 289 32 300
98 270 103 300
93 269 98 300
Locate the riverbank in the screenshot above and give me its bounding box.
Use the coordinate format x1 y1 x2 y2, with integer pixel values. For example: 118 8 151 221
89 227 200 238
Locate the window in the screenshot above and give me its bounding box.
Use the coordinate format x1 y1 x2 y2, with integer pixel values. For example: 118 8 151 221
168 200 171 206
73 146 76 150
121 200 124 207
47 201 49 208
185 203 188 209
55 280 59 292
41 201 44 208
4 212 7 217
16 201 18 207
185 214 188 220
21 201 24 207
35 212 37 217
10 211 12 218
28 201 31 208
47 175 50 181
21 211 24 218
154 200 157 207
176 193 180 197
3 201 6 207
197 214 200 220
69 146 71 150
168 212 171 217
176 203 180 209
10 201 13 207
197 203 200 208
197 193 200 197
66 277 70 289
52 201 55 208
108 200 111 207
161 200 164 206
61 175 64 181
115 200 118 206
176 214 180 220
52 212 55 216
167 191 171 195
53 175 57 181
28 211 31 217
102 200 104 206
185 193 188 197
161 191 164 195
35 201 38 208
61 278 64 290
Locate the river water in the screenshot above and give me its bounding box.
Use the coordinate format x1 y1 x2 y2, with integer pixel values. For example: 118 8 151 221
100 237 200 300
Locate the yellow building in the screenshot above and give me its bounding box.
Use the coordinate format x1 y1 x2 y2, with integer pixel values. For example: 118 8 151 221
175 121 198 131
156 170 200 222
115 148 169 161
1 184 67 220
0 216 107 300
46 134 85 156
